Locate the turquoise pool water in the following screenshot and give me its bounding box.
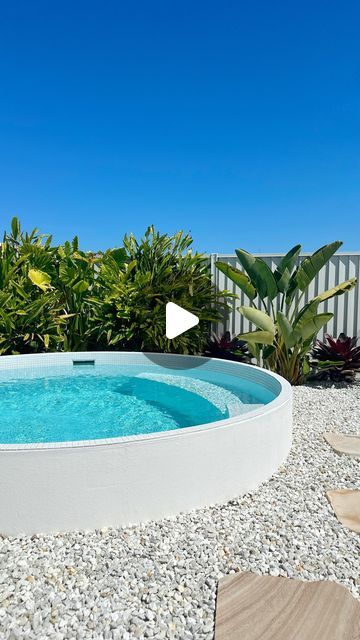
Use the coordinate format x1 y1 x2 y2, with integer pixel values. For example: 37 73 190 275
0 364 276 444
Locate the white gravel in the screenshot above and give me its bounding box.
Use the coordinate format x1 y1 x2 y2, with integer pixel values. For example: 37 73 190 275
0 383 359 640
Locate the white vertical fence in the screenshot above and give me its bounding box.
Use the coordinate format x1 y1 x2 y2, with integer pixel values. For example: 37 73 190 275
209 253 360 339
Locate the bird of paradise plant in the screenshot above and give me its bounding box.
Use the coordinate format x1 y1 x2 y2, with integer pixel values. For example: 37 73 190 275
216 242 357 384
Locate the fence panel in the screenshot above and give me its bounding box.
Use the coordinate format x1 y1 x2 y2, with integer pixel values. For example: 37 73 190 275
209 253 360 339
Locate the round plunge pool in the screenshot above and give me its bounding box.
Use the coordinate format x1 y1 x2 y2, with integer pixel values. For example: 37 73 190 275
0 352 292 535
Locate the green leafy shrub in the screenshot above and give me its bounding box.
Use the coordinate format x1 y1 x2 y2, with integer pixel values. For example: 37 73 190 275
216 243 357 384
0 219 106 354
0 219 225 356
95 226 225 354
0 218 61 354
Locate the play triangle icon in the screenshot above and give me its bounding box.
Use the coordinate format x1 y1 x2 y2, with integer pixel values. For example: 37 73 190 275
166 302 199 339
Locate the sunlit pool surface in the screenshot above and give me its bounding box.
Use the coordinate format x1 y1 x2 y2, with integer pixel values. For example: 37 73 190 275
0 364 276 444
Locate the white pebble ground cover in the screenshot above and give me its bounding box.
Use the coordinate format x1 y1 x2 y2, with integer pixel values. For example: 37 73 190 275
0 384 359 640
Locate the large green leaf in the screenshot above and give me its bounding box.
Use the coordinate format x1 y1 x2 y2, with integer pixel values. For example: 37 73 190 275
273 245 301 293
237 330 275 345
73 279 89 294
293 298 320 328
215 262 256 300
293 312 333 341
294 277 357 330
276 310 296 348
108 247 128 267
296 241 342 291
235 249 278 300
239 306 275 333
316 277 357 303
28 269 51 291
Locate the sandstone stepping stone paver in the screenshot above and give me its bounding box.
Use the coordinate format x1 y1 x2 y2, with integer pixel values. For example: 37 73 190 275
326 489 360 533
323 432 360 458
215 571 360 640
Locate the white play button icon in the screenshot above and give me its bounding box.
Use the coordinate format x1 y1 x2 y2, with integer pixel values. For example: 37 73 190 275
166 302 199 339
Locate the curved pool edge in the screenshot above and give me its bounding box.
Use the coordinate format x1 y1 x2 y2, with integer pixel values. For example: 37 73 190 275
0 351 290 450
0 352 292 535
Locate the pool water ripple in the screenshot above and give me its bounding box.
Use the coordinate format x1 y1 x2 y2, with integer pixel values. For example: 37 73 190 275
0 364 275 444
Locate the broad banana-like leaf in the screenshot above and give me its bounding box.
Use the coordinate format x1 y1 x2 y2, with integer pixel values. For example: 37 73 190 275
28 269 51 292
108 247 128 267
237 330 275 345
293 298 320 328
293 312 333 342
239 306 275 333
294 275 356 333
276 310 296 348
73 279 89 294
235 249 278 300
295 241 342 292
315 277 357 303
273 245 301 293
295 278 357 324
215 262 256 300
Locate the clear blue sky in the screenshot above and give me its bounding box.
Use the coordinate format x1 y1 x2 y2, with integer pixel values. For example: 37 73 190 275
0 1 359 253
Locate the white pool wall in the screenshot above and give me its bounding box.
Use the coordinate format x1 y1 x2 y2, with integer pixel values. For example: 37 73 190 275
0 352 292 535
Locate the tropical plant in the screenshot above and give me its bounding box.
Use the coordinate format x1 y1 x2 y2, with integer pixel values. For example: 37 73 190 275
0 218 102 354
0 218 61 354
311 333 360 383
53 238 102 351
95 226 226 354
216 243 357 384
204 331 251 362
1 219 227 356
